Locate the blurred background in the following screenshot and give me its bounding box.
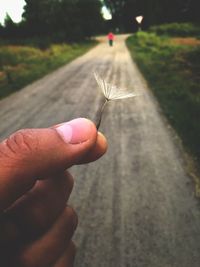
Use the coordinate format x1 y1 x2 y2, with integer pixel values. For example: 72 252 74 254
0 0 199 39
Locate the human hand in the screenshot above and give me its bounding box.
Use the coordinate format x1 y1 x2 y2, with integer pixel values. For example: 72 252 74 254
0 118 107 267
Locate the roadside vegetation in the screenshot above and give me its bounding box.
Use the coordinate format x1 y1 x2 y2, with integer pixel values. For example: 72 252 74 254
0 41 96 99
0 0 103 100
126 23 200 165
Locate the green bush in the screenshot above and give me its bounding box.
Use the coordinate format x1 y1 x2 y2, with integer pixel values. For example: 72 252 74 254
149 23 200 37
0 46 44 68
133 31 163 48
0 41 96 99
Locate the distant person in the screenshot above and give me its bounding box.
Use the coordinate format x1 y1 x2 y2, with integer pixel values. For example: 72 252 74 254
108 32 114 46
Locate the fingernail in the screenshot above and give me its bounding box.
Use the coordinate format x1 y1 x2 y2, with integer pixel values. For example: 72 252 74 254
55 118 93 144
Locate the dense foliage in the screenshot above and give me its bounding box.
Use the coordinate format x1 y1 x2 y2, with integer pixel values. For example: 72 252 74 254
1 0 199 39
0 41 95 99
103 0 200 32
149 23 200 37
0 0 104 42
126 25 200 162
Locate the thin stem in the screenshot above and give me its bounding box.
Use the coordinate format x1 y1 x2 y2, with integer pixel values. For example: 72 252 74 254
96 99 109 130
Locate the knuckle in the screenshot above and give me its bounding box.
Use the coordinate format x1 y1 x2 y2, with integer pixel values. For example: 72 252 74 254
70 241 77 256
7 130 35 154
0 130 38 162
65 206 78 231
65 171 74 193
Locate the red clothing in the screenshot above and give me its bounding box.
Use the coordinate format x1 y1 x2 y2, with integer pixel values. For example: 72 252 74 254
108 32 114 40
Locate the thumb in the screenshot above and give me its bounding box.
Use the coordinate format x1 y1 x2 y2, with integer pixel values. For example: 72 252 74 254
0 118 97 211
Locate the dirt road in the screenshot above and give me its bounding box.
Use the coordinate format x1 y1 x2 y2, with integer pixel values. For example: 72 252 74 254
0 35 200 267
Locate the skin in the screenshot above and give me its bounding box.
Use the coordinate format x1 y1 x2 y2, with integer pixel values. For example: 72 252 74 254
0 119 107 267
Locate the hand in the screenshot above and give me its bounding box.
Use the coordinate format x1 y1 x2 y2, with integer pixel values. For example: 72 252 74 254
0 118 107 267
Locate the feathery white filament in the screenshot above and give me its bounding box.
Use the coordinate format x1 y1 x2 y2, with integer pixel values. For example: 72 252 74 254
94 72 141 129
94 72 139 101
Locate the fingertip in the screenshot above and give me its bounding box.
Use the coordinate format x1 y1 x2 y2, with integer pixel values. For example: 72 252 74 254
97 131 108 155
54 118 97 145
77 131 108 164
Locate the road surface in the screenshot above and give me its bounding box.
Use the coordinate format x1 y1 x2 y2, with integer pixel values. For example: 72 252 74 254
0 35 200 267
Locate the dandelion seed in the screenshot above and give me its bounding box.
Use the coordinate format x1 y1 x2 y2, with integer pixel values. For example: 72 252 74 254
94 72 140 129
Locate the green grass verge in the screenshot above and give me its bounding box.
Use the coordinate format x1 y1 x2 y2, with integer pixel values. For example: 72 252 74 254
0 41 96 99
126 31 200 164
149 22 200 37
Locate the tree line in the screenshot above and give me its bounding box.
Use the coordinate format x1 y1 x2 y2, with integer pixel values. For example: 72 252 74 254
0 0 199 42
103 0 200 32
0 0 104 42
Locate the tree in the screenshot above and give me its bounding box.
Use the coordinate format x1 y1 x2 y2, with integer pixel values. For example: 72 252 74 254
76 0 104 38
22 0 57 36
103 0 200 32
1 14 19 38
103 0 126 31
21 0 104 41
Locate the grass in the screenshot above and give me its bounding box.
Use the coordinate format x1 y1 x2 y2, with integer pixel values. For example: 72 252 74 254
149 22 200 37
126 29 200 166
0 41 96 99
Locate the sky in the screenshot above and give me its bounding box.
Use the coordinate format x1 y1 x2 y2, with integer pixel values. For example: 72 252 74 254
0 0 26 24
102 6 112 20
0 0 111 25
